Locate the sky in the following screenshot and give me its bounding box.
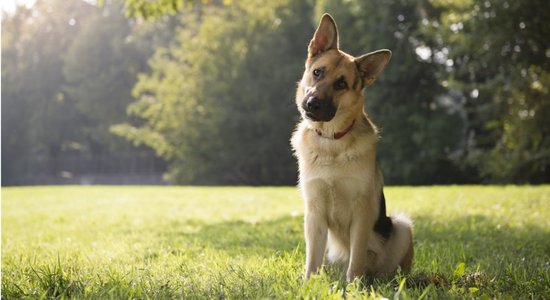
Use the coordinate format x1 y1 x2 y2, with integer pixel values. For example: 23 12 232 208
1 0 36 14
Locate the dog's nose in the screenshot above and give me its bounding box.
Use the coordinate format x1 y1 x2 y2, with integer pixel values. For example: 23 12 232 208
306 97 321 111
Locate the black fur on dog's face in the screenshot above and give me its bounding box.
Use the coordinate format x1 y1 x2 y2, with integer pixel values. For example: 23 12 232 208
296 14 391 123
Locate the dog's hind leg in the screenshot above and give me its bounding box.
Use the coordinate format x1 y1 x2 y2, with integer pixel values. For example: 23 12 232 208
399 225 414 273
372 212 414 275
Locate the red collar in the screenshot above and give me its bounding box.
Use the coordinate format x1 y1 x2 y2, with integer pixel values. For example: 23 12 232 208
315 120 355 140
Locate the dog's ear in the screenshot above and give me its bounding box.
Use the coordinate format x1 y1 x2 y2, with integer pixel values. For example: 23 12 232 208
355 49 392 86
308 13 339 57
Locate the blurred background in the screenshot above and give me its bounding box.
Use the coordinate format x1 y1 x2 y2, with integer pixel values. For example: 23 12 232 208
2 0 549 186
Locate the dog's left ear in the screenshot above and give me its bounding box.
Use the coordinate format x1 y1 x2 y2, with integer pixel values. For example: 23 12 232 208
355 49 392 86
308 14 339 57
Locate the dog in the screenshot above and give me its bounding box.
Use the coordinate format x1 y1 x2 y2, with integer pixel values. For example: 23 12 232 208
291 13 414 283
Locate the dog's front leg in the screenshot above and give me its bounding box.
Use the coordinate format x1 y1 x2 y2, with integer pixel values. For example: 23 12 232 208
304 211 327 279
346 215 373 282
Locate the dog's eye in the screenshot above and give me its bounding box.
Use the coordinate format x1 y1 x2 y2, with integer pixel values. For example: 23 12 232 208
312 68 323 79
334 77 348 90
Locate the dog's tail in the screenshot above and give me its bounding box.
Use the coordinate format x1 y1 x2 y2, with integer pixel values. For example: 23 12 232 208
375 212 414 275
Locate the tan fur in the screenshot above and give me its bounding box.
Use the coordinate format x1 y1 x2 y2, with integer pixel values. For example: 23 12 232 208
291 14 413 282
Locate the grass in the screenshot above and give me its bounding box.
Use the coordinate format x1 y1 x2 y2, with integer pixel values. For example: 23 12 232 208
2 185 549 299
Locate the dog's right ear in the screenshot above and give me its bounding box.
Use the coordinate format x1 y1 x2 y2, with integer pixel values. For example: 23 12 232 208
355 50 392 86
308 13 339 57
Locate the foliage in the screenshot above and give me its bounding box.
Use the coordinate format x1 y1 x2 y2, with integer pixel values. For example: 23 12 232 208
98 0 238 19
2 186 549 298
3 0 549 185
114 0 314 184
430 0 550 183
99 0 201 19
119 0 550 185
62 4 145 153
1 0 163 184
2 0 96 183
315 0 465 184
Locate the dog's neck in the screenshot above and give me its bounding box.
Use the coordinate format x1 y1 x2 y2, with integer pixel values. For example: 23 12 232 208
315 120 355 140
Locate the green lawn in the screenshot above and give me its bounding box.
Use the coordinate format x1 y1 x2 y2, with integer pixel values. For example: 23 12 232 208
2 186 549 299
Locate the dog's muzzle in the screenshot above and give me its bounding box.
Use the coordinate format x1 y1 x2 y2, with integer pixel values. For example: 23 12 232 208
302 96 336 122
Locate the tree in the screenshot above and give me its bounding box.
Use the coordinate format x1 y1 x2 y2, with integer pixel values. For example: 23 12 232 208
62 3 153 154
5 0 547 185
432 0 550 182
113 0 315 184
2 0 165 185
315 0 465 184
2 0 96 184
99 0 211 19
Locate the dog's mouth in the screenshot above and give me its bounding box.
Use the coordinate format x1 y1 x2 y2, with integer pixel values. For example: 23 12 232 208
304 111 320 121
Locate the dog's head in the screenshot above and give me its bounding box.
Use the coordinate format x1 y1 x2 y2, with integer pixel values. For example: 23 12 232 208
297 14 391 123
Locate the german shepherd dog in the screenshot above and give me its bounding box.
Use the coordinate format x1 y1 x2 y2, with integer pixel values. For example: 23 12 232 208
291 14 414 283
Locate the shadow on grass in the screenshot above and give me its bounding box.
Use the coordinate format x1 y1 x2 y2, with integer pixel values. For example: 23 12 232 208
159 216 304 257
161 213 549 263
5 214 548 299
406 214 549 296
413 214 550 264
163 213 548 295
154 213 548 291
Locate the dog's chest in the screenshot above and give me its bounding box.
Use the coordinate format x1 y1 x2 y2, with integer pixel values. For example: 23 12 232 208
301 150 374 217
293 125 378 224
300 135 375 184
